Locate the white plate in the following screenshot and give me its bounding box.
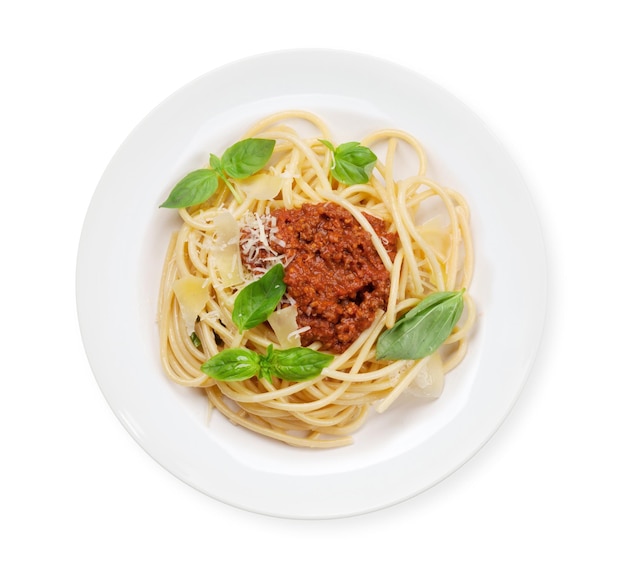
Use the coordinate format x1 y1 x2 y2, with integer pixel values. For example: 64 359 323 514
76 49 547 519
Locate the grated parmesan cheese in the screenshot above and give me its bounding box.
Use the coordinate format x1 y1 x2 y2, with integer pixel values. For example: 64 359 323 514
239 210 288 275
287 326 311 341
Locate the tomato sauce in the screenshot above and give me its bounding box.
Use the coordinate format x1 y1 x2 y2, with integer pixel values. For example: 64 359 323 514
273 202 397 353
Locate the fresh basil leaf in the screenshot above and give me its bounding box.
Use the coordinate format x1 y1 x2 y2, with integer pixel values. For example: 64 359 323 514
232 264 287 333
334 142 377 184
319 139 335 152
221 138 276 179
209 153 222 171
320 140 377 185
376 290 465 361
200 348 260 381
396 291 463 325
159 169 219 208
335 141 361 155
267 346 334 381
338 142 377 168
190 332 202 348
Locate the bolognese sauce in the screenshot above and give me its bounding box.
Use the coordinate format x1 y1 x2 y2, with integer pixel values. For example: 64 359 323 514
270 202 397 353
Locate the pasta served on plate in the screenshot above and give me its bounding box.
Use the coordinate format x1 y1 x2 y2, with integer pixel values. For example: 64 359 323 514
157 110 475 448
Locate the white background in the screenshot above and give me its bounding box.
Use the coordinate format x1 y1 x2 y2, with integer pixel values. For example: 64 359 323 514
2 1 624 570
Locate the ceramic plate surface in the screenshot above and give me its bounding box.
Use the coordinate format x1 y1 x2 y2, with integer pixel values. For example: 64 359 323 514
76 49 546 518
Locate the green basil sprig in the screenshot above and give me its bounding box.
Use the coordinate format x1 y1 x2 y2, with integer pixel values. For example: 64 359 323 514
319 139 377 185
201 344 333 383
160 138 275 208
376 290 465 361
232 264 286 333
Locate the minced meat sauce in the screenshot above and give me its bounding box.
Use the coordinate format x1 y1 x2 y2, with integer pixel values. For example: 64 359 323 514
267 202 397 354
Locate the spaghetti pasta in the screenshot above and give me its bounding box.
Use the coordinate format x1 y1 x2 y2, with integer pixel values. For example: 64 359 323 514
157 110 475 448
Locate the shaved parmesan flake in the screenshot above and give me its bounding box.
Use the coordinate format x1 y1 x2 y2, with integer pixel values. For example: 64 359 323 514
234 173 282 200
212 211 244 287
406 351 444 398
267 305 302 348
213 210 239 244
418 215 451 259
173 276 210 335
